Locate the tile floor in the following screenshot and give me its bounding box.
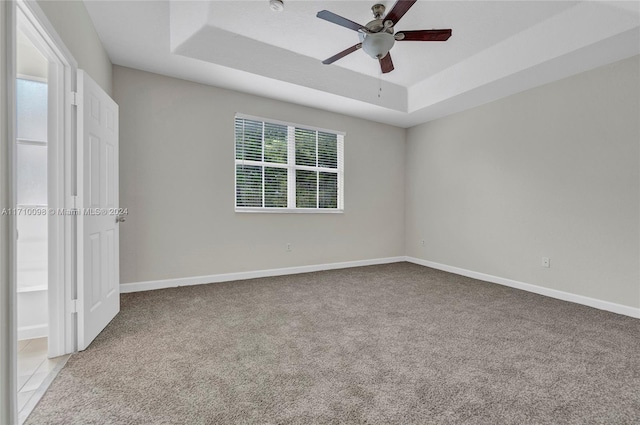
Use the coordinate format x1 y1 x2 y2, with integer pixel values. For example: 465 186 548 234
17 337 69 424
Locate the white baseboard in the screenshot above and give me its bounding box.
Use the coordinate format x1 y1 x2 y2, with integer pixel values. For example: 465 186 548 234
120 256 406 294
405 256 640 319
120 255 639 319
18 324 48 341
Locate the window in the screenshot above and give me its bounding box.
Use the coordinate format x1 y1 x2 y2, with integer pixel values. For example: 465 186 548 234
16 78 49 292
16 78 48 206
235 114 344 212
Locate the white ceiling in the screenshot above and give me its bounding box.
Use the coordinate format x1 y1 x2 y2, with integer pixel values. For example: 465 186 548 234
84 1 640 128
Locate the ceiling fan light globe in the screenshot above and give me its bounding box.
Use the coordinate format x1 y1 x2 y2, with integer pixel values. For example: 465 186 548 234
362 32 395 60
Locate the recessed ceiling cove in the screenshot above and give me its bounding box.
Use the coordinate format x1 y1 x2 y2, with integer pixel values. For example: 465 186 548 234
85 1 640 127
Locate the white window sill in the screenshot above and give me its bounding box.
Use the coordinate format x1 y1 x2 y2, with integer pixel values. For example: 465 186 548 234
236 207 344 214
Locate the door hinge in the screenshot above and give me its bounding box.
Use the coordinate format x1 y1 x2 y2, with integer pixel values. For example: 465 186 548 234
70 91 79 106
70 299 77 314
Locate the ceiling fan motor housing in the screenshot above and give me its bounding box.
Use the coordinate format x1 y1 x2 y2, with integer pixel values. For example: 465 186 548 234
364 18 394 35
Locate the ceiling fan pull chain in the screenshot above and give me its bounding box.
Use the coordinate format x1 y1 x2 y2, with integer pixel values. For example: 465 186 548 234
378 68 382 98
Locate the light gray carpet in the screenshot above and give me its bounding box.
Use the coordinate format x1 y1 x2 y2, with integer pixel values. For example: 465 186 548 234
27 263 640 424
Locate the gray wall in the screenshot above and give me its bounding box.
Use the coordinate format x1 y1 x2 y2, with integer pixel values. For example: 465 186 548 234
405 55 640 309
113 66 406 284
37 0 112 94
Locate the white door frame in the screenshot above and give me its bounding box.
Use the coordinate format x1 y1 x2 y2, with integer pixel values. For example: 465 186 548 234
16 0 78 358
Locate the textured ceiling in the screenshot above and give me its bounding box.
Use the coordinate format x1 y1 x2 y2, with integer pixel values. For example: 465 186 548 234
84 1 640 127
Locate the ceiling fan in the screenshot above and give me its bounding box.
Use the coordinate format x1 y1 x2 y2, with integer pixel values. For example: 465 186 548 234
317 0 452 74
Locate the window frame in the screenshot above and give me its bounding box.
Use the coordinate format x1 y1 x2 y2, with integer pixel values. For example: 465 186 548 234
234 113 345 213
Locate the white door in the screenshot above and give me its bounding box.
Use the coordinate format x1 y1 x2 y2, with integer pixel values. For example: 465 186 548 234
77 70 119 351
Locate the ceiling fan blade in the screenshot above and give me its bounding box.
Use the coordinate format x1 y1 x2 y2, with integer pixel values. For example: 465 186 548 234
317 10 368 32
396 29 452 41
322 43 362 65
384 0 417 25
379 53 394 74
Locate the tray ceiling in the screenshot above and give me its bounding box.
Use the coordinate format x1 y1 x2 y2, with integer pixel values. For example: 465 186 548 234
84 1 640 127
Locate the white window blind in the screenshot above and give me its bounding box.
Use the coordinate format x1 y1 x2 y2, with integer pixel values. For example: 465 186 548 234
235 114 344 212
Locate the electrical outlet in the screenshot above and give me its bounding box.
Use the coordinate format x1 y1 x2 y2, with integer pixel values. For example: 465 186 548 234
542 257 550 268
286 243 292 252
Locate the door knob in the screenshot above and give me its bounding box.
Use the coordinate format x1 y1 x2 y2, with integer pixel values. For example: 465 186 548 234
116 215 126 223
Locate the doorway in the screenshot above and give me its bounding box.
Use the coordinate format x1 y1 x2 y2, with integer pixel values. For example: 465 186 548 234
14 6 71 423
16 26 52 417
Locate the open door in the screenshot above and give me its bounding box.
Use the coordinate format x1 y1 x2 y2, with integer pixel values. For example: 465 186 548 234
77 70 119 351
